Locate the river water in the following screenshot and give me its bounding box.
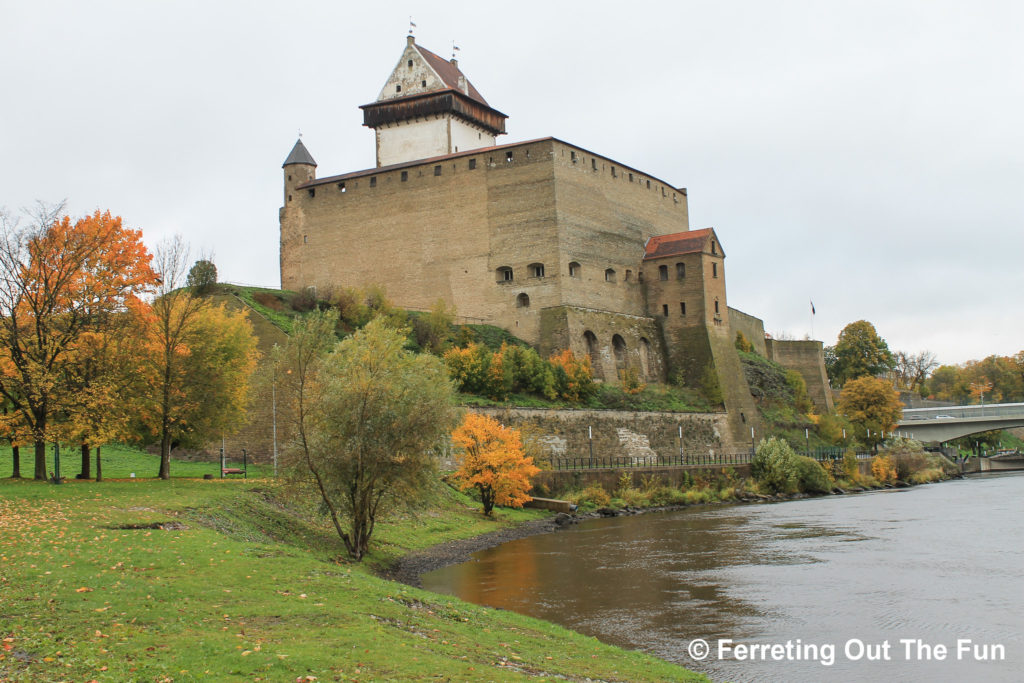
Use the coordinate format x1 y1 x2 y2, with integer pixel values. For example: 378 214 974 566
422 472 1024 682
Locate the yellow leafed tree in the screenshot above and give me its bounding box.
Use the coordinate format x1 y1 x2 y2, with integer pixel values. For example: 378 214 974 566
451 413 540 516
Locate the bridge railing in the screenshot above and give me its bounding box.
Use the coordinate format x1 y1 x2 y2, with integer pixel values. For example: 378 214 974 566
902 402 1024 421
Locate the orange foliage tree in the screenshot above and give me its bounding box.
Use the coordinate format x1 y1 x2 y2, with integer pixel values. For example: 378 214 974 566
451 413 540 515
0 207 157 479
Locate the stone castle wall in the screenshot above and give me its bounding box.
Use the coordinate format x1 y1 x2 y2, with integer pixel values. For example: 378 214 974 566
765 339 834 413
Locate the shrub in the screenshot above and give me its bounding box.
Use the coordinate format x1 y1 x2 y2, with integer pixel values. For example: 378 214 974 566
573 484 611 507
794 456 832 493
735 331 755 353
752 436 799 494
549 349 595 402
871 454 898 483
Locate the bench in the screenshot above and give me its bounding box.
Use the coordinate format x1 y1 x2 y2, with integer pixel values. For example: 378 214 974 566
222 468 246 478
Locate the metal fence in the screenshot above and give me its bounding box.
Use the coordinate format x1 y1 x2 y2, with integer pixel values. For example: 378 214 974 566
549 447 846 471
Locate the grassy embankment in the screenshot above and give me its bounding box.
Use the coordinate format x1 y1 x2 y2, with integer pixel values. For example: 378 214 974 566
0 446 707 682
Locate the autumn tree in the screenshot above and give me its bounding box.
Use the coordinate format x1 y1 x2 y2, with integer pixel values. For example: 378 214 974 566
139 236 257 479
892 350 938 392
838 376 904 451
451 413 540 516
281 314 457 560
0 205 157 479
828 320 894 387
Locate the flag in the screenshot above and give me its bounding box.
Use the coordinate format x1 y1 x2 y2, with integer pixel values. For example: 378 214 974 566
810 300 816 315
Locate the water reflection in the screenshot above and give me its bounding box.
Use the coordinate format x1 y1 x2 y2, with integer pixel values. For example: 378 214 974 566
423 473 1024 682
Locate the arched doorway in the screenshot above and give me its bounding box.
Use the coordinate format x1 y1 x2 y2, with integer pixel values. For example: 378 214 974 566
638 337 652 380
612 334 627 374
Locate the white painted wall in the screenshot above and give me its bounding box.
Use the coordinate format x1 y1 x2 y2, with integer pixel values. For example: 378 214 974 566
376 118 449 167
450 118 494 154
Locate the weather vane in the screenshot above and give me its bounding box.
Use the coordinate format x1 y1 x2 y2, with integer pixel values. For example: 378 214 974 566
452 41 460 59
409 17 416 35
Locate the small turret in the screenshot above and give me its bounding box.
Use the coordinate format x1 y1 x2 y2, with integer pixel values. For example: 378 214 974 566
282 138 317 204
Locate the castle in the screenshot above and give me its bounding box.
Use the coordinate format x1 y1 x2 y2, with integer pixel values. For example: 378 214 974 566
279 35 831 443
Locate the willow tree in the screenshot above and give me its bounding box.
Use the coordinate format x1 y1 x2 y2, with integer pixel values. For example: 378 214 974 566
280 313 457 560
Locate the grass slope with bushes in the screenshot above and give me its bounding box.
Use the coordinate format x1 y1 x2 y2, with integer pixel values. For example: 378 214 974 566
0 447 706 682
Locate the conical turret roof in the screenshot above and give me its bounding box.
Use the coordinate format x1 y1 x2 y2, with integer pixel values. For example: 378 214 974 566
283 139 317 167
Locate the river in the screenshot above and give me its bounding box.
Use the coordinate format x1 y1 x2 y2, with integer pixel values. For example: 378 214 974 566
422 472 1024 682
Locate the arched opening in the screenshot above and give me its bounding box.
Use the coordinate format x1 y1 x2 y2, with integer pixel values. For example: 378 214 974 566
604 268 616 283
612 334 627 372
528 262 545 278
516 293 530 308
639 337 652 380
496 266 513 282
583 330 603 380
568 261 581 278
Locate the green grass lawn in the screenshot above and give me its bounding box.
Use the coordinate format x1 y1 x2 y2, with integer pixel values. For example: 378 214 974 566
0 476 707 682
0 443 273 481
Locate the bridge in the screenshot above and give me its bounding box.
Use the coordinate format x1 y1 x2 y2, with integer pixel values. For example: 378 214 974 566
896 402 1024 443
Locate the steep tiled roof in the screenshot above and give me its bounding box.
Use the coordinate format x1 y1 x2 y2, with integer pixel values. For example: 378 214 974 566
282 139 316 167
415 44 488 105
644 228 717 260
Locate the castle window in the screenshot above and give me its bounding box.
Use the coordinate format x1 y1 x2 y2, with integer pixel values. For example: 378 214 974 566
496 266 513 282
712 262 718 278
370 176 377 187
676 262 685 279
401 171 408 182
658 265 668 281
308 188 315 198
662 304 669 316
421 80 426 87
568 261 581 278
303 235 307 244
625 269 632 282
468 158 477 170
604 268 616 282
611 166 617 178
288 194 292 202
396 84 401 93
571 151 577 164
646 180 651 189
673 192 678 204
662 186 666 197
434 165 442 176
714 300 720 314
529 263 545 278
680 302 686 315
591 158 597 171
516 293 530 308
506 151 513 162
338 182 346 192
288 174 292 181
407 59 413 68
629 172 634 182
711 240 718 255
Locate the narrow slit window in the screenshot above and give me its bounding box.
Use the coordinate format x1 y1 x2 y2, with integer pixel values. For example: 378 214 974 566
680 302 686 315
468 158 477 170
592 158 597 171
434 165 442 176
369 176 377 187
396 84 401 93
662 304 669 316
659 265 668 281
308 188 315 198
676 262 685 279
712 263 718 278
401 171 408 182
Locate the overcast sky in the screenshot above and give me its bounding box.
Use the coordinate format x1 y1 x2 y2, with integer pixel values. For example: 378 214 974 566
2 1 1021 366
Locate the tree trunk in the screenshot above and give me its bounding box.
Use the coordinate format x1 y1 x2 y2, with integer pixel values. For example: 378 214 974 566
158 431 171 480
34 439 46 480
79 443 91 479
95 445 103 482
10 445 20 478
